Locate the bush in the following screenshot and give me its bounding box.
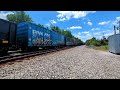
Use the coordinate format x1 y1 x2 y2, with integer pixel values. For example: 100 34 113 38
94 45 108 51
85 37 108 46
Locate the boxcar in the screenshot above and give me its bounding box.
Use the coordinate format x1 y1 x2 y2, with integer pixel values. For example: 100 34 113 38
51 30 65 46
17 22 52 50
72 38 77 46
43 28 52 46
0 18 17 53
65 36 73 46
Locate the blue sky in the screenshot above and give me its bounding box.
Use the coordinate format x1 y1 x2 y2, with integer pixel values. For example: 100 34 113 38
0 11 120 42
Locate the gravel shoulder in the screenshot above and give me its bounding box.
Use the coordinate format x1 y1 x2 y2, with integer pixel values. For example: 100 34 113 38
0 45 120 79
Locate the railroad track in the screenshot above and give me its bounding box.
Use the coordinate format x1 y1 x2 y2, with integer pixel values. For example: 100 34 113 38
0 46 75 64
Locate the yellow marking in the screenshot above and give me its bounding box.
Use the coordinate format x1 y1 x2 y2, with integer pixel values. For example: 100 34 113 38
2 40 8 43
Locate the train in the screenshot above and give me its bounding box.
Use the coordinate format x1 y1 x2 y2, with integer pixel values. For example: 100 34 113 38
0 18 17 54
0 18 82 54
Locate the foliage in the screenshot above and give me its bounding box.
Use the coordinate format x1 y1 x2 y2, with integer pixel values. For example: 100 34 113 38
7 11 33 24
61 30 73 38
85 36 108 46
94 45 108 51
50 26 62 33
100 36 108 45
38 24 44 28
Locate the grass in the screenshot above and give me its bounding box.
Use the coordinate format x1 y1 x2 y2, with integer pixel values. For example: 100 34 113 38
94 45 108 51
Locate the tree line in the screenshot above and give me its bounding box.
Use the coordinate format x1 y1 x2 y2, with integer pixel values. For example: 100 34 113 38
85 36 108 46
7 11 84 44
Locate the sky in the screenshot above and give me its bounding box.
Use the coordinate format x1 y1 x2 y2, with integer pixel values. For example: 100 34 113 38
0 11 120 42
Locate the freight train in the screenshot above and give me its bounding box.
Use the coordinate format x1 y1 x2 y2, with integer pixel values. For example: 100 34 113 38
0 18 17 54
0 18 82 54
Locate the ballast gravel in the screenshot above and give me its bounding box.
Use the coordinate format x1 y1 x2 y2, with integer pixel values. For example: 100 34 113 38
0 45 120 79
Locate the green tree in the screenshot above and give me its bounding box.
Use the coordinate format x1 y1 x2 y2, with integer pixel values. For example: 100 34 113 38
7 11 33 24
85 36 108 46
62 30 73 38
38 24 44 28
50 26 61 33
85 37 100 46
101 36 108 45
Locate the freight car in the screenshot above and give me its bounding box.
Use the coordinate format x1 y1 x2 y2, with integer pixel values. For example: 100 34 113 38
16 22 67 50
16 22 82 51
65 36 73 46
17 22 53 51
0 19 82 54
0 18 17 54
51 30 65 47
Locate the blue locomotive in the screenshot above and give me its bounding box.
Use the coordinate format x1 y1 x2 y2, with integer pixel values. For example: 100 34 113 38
0 19 81 53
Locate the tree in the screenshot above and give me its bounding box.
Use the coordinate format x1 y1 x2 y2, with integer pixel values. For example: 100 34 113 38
50 26 61 33
46 27 49 29
85 36 109 46
85 37 98 46
38 24 44 28
101 36 108 45
62 30 73 38
7 11 33 24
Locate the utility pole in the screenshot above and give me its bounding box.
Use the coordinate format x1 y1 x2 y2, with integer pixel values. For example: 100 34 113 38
102 33 105 38
114 26 116 34
118 20 120 34
114 20 120 34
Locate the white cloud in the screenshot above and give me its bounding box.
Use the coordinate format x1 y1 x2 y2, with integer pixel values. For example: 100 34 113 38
46 23 50 27
98 21 110 25
112 16 120 26
67 26 82 29
87 22 92 26
57 11 96 21
78 32 81 35
50 19 57 24
116 16 120 21
82 31 89 34
0 11 14 20
95 16 120 29
91 28 100 31
93 30 114 40
74 29 114 42
73 31 93 42
94 32 102 36
104 32 113 39
46 19 57 27
102 30 111 33
98 16 120 29
73 34 82 40
57 18 66 21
